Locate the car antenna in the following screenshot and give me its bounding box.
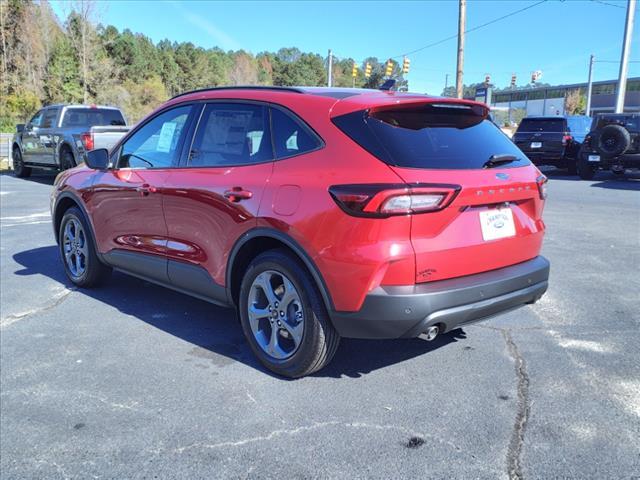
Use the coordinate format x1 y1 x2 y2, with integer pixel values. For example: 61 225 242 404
379 79 396 91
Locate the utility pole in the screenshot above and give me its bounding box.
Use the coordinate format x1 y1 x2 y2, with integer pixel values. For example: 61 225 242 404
445 73 449 95
327 49 333 87
456 0 466 99
615 0 636 113
585 54 595 116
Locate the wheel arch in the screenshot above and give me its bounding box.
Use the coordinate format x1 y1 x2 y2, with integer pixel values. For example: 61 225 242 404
53 192 97 250
226 228 335 313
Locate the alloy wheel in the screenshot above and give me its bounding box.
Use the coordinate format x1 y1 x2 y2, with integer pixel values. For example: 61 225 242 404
62 218 88 278
248 270 304 360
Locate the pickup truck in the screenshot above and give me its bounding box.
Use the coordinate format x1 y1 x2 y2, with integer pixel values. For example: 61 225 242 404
11 104 129 177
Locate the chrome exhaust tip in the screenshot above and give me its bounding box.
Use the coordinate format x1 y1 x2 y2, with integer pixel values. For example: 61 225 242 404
424 325 439 341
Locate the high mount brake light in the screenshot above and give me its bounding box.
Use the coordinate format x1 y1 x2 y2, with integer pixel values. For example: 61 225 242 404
562 134 573 146
329 184 460 218
80 132 94 151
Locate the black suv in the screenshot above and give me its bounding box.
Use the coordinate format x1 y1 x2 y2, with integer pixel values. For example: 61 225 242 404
513 116 592 174
577 113 640 180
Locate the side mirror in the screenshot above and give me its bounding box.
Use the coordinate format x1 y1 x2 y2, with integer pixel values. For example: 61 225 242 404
85 148 110 170
16 124 25 133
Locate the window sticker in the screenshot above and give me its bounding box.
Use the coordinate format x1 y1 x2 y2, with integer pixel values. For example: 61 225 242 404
156 122 177 153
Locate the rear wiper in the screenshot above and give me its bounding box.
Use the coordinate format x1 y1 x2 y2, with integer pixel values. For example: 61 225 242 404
483 154 519 169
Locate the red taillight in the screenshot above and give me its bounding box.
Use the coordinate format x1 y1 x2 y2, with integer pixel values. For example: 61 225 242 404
80 132 94 151
329 184 460 218
562 134 573 146
536 175 548 200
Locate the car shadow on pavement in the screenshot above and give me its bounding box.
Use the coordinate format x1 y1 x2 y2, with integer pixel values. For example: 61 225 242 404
13 245 465 379
0 171 57 186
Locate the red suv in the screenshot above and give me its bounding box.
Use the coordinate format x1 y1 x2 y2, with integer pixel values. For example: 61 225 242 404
51 86 550 378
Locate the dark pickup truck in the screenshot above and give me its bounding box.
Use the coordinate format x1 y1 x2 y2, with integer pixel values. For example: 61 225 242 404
12 104 129 178
512 116 592 175
577 113 640 180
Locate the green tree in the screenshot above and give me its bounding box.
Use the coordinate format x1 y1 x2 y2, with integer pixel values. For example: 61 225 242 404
45 36 83 103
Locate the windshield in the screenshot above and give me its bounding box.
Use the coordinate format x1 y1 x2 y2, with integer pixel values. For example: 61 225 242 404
517 118 564 132
333 103 530 170
61 108 126 127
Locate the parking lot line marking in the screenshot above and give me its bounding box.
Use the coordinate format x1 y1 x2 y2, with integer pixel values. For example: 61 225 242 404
0 288 73 329
0 212 50 221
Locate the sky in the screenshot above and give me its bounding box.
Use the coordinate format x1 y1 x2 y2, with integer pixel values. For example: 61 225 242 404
49 0 639 94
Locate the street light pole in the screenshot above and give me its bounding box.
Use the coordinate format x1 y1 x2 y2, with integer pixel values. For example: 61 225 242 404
456 0 466 99
615 0 636 113
586 54 594 116
327 49 333 87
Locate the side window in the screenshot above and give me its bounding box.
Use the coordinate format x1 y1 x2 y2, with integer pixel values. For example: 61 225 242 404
28 110 44 129
270 107 321 158
190 103 271 167
41 108 59 129
119 105 192 169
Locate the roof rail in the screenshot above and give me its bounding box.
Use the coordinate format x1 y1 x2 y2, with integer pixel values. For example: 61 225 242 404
170 85 306 100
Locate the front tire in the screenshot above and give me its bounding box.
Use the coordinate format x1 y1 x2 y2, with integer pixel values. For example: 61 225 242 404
238 249 340 378
59 207 112 287
12 148 31 178
577 159 597 180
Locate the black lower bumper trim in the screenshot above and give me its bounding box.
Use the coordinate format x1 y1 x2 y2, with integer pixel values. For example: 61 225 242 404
330 256 550 339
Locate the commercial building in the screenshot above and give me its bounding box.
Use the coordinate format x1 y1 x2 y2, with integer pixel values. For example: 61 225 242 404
490 77 640 117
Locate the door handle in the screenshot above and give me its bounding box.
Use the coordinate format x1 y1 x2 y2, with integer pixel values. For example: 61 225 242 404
223 187 253 202
136 184 157 196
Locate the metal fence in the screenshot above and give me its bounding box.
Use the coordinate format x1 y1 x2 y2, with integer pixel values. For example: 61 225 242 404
1 133 14 160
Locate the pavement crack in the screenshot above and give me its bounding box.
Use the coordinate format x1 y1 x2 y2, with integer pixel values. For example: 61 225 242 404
0 288 74 329
172 421 462 454
502 329 531 480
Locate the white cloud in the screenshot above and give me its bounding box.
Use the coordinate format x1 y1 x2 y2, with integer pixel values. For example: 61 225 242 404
168 1 241 51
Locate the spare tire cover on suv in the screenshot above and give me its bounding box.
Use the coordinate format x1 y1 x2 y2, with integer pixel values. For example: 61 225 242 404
594 124 631 157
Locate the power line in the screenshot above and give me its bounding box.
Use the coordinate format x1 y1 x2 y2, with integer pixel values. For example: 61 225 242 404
390 0 548 59
591 0 626 9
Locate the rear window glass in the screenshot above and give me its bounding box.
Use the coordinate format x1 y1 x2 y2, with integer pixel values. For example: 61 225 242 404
595 115 640 132
517 118 564 132
61 108 126 127
333 103 530 170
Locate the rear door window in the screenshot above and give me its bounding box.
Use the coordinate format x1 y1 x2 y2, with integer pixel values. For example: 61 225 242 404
333 103 530 170
517 118 565 132
189 103 272 167
270 107 321 158
61 108 126 127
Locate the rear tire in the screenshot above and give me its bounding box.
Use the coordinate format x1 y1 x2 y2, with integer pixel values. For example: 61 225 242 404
238 249 340 378
12 148 31 178
60 148 76 171
59 207 112 288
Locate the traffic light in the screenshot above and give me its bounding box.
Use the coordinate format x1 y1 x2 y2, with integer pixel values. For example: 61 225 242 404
352 62 358 78
531 71 538 84
385 59 394 77
484 74 491 85
364 62 372 78
511 73 516 88
402 57 410 75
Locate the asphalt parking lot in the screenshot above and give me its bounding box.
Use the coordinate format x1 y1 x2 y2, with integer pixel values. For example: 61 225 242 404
1 170 639 479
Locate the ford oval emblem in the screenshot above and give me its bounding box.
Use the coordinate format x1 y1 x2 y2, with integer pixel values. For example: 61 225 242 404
495 173 510 180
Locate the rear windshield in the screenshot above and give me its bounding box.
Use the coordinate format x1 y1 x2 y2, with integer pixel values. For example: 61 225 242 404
332 103 530 170
517 118 565 132
595 115 640 132
61 108 126 127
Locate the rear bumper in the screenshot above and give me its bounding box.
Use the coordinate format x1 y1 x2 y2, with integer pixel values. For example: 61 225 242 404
581 152 640 168
330 256 550 339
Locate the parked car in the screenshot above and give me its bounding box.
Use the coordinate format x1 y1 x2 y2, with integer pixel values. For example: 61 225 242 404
51 86 550 378
577 113 640 180
12 104 129 178
512 115 591 174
